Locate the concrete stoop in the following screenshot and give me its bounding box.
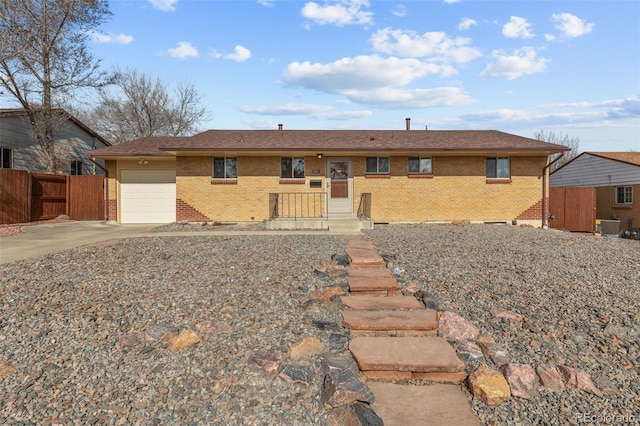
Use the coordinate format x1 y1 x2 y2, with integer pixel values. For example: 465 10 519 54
340 235 480 426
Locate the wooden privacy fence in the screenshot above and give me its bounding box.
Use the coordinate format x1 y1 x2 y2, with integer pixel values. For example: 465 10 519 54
549 186 596 232
0 169 105 224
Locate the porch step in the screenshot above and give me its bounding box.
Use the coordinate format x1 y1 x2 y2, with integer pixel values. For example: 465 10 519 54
347 269 397 295
368 382 480 426
345 246 386 269
342 309 438 336
349 336 466 383
341 295 424 311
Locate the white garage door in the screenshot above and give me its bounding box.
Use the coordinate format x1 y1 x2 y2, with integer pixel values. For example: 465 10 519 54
120 170 176 223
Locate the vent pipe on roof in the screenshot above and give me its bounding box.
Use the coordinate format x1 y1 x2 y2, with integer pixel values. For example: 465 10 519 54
278 123 283 130
406 117 411 131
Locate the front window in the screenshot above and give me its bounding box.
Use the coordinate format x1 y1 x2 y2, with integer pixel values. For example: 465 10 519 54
1 147 12 168
70 160 83 175
213 157 237 179
486 157 510 179
366 157 389 174
408 157 432 174
616 186 633 204
281 157 305 178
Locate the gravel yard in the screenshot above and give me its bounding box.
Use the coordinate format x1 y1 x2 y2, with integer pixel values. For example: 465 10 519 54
1 224 638 425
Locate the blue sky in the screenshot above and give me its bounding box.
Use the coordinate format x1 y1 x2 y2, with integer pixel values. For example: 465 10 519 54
88 1 640 151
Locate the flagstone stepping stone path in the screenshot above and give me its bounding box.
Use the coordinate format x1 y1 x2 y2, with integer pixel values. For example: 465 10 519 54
341 235 480 426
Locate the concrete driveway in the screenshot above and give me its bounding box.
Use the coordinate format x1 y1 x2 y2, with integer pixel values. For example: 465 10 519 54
0 221 161 264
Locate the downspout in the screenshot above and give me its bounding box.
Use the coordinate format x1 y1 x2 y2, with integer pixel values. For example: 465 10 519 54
542 152 565 229
89 157 109 221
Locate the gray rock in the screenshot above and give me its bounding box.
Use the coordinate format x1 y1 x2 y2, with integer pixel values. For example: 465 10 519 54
321 367 375 409
279 364 314 386
145 323 179 344
328 334 349 352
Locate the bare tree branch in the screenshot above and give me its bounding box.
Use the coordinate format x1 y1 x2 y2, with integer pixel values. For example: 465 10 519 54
0 0 112 173
534 129 581 172
87 68 210 144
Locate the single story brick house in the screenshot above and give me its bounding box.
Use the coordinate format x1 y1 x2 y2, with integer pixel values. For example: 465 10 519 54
550 152 640 232
88 120 567 228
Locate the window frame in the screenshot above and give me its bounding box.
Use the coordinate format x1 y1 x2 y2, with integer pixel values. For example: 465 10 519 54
366 156 390 174
0 147 12 169
280 157 305 179
212 157 238 179
616 186 633 205
486 157 510 179
70 160 83 175
408 156 433 175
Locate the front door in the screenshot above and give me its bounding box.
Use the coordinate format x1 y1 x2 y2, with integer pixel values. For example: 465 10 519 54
327 157 353 214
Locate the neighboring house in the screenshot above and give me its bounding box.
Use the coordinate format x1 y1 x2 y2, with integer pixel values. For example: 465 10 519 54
550 152 640 231
0 109 110 174
88 120 567 227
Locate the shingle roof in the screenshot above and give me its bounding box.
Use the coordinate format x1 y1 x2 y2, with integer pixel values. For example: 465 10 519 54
89 129 568 158
586 152 640 167
1 108 111 146
87 136 187 157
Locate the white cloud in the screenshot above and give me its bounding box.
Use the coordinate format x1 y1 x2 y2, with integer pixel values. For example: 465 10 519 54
480 47 549 80
544 34 556 41
344 87 475 108
444 0 460 3
458 18 477 31
551 13 594 38
283 55 475 108
284 55 443 93
238 103 372 120
392 5 406 18
257 0 275 7
546 95 640 119
503 16 534 39
369 28 481 64
225 45 252 62
167 41 199 59
89 31 133 44
148 0 178 12
301 0 373 26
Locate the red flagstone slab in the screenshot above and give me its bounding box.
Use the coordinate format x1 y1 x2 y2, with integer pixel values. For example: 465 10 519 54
345 246 386 268
342 310 438 331
363 370 467 384
349 337 465 373
369 382 480 426
346 240 376 250
341 295 424 311
412 371 468 383
348 268 393 278
347 275 397 294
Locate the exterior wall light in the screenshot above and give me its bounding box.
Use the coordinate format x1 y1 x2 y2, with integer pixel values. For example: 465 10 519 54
317 152 323 159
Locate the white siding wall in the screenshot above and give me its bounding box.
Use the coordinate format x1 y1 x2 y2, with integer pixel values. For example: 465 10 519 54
550 153 640 187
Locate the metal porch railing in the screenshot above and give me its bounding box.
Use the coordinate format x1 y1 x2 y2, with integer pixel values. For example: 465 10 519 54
269 192 327 220
357 192 372 220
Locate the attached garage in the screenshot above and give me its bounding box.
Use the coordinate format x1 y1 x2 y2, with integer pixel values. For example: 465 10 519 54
120 169 176 223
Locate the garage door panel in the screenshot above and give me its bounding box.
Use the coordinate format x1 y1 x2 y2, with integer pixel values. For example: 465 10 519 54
120 170 176 224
